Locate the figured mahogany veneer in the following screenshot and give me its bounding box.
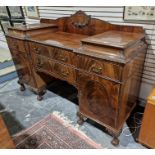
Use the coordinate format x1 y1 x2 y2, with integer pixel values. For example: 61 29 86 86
5 11 148 146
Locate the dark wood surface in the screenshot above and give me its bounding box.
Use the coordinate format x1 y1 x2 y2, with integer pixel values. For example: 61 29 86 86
8 23 58 31
138 86 155 148
5 11 148 146
81 30 144 49
29 31 88 49
0 115 15 149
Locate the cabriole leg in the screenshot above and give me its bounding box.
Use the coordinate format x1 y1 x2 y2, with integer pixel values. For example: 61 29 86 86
18 80 25 91
77 111 86 125
37 89 46 101
106 128 121 146
111 136 120 146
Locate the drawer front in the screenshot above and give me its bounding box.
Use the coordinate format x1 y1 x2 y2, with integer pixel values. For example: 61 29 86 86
30 42 76 66
6 37 26 52
52 61 76 84
77 55 122 81
33 54 76 85
53 48 76 66
33 54 52 71
30 42 52 57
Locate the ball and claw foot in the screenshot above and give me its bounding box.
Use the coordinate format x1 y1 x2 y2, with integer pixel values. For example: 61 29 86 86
77 111 85 125
37 95 43 101
18 80 25 91
77 118 84 125
20 85 25 91
37 90 46 101
111 137 119 146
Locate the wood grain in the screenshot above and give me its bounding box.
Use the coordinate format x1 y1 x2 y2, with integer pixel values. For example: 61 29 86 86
5 10 147 145
0 116 15 149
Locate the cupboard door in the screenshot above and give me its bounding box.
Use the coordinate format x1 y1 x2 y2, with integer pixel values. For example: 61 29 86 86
77 71 120 128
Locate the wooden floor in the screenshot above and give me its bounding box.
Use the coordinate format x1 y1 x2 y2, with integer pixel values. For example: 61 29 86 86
0 115 15 149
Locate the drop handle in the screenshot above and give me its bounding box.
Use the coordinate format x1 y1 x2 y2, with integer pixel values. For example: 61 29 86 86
61 70 69 77
13 43 18 49
34 47 41 54
57 54 67 62
36 58 43 68
91 66 102 74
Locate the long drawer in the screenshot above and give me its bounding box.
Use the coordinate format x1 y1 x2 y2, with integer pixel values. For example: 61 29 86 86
29 42 76 66
77 55 122 81
33 54 76 85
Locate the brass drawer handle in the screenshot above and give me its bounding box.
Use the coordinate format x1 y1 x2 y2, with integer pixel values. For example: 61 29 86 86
34 47 41 54
36 58 43 68
61 71 69 77
57 54 67 62
91 66 102 74
13 43 18 49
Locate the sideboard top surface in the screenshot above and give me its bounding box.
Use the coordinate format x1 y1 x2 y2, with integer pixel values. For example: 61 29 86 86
6 10 147 64
81 30 144 49
8 23 57 31
29 31 88 49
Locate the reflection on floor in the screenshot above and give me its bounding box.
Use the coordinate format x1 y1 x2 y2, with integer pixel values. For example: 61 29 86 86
0 44 17 84
0 44 11 63
0 78 147 149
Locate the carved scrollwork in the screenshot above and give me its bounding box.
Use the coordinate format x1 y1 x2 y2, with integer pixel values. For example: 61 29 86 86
70 10 91 28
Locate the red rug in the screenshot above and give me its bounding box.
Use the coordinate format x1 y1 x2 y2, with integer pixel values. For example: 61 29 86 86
13 113 102 149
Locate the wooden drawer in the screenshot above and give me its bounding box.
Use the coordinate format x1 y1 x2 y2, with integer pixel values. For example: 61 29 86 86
6 37 26 52
33 54 52 71
33 54 76 85
30 41 76 66
77 55 122 81
52 61 76 84
30 42 52 57
53 48 76 66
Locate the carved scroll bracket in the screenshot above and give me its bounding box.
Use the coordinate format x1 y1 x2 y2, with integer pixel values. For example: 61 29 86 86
70 10 91 28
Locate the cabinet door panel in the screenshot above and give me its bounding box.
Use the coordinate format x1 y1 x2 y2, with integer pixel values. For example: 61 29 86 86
77 71 120 128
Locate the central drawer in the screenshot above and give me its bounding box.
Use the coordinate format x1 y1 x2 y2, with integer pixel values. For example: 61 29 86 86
77 55 122 81
30 42 52 57
29 42 76 66
33 54 76 85
52 61 76 84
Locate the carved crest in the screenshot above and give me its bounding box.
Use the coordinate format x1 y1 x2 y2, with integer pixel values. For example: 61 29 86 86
70 10 91 28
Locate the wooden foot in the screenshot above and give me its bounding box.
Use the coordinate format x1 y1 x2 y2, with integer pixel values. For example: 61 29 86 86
18 80 25 91
37 95 43 101
20 85 25 91
37 90 46 101
111 136 119 146
77 111 85 125
106 128 121 146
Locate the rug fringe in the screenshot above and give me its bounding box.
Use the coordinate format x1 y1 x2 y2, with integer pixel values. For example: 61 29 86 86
52 111 102 148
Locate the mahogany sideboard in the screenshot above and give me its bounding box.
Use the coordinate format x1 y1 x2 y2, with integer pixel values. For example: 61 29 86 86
5 11 148 146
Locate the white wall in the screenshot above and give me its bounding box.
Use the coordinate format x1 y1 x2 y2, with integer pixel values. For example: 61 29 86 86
15 7 155 103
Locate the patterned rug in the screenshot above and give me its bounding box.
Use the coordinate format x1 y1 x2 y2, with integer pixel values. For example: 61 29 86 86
13 113 102 149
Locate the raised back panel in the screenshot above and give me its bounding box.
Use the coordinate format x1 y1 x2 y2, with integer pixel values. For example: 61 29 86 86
40 10 144 36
